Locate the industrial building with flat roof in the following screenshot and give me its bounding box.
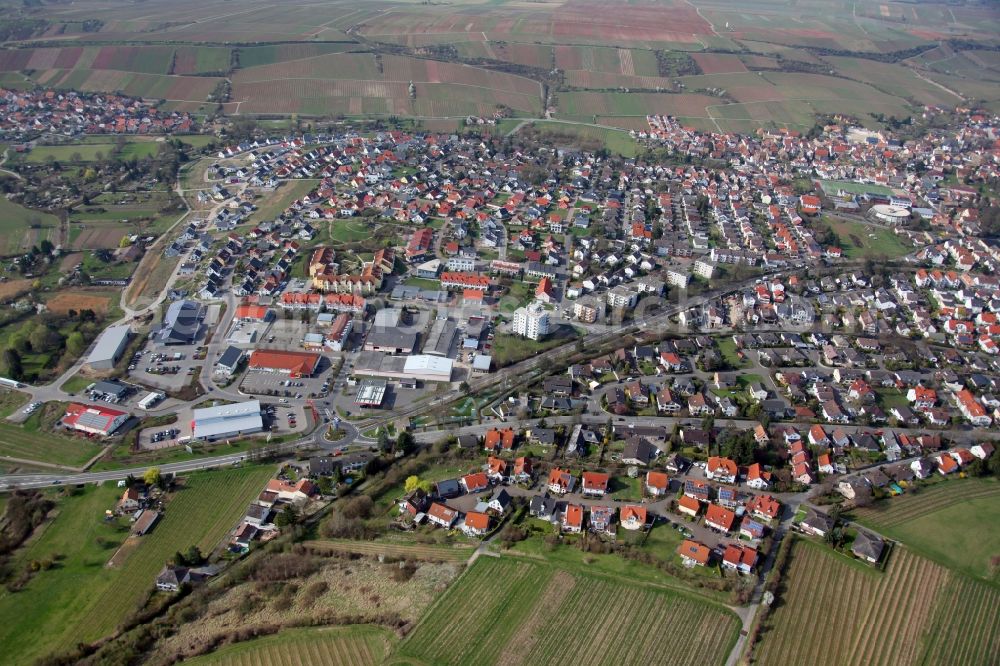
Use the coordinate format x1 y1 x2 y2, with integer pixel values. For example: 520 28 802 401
158 300 203 345
86 325 132 370
355 352 454 383
355 378 388 407
191 400 263 441
424 318 457 356
248 349 321 377
63 403 129 436
364 327 418 354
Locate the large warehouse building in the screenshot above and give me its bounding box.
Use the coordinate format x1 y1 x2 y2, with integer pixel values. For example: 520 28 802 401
158 300 203 345
63 403 129 436
86 325 132 370
355 352 453 383
247 350 321 377
191 400 263 441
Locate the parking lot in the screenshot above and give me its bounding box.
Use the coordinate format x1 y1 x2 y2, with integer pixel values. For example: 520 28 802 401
238 366 335 400
127 342 207 392
255 319 310 350
137 400 308 450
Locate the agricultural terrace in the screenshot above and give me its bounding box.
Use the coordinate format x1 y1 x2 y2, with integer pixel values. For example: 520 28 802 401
823 57 964 108
396 556 740 666
236 43 360 68
229 53 541 117
753 538 1000 666
850 477 1000 582
0 196 60 256
183 626 394 666
0 465 275 664
356 0 713 49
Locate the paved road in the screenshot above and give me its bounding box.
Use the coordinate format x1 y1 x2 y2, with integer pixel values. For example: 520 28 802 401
0 420 365 490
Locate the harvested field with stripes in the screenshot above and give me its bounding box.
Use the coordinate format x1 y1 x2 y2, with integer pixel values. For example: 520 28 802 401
753 538 999 666
395 556 739 666
183 626 394 666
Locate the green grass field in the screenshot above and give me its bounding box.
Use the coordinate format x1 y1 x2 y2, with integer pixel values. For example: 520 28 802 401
184 625 394 666
396 555 739 666
820 218 911 259
21 141 162 163
0 465 275 663
491 330 576 368
519 120 639 157
851 477 1000 583
247 180 315 225
328 219 372 243
0 197 60 256
0 391 101 468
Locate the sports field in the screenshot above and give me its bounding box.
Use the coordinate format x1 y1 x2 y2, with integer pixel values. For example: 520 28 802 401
396 556 740 666
0 465 275 664
753 538 1000 666
851 477 1000 582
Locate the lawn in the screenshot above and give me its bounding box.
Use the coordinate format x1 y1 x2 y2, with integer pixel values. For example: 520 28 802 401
609 475 642 501
821 218 912 259
491 329 576 368
20 140 165 163
499 281 535 313
402 277 441 290
0 196 60 256
0 391 101 468
851 477 1000 582
328 218 372 243
247 179 315 225
0 465 275 663
716 336 748 368
875 388 909 410
517 120 640 158
184 625 394 666
60 373 94 394
753 537 999 666
397 555 740 665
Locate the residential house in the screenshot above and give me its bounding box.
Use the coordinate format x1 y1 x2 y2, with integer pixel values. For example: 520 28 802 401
645 471 670 497
547 468 576 494
677 539 711 567
561 504 584 533
619 504 648 531
722 544 758 574
427 502 458 528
